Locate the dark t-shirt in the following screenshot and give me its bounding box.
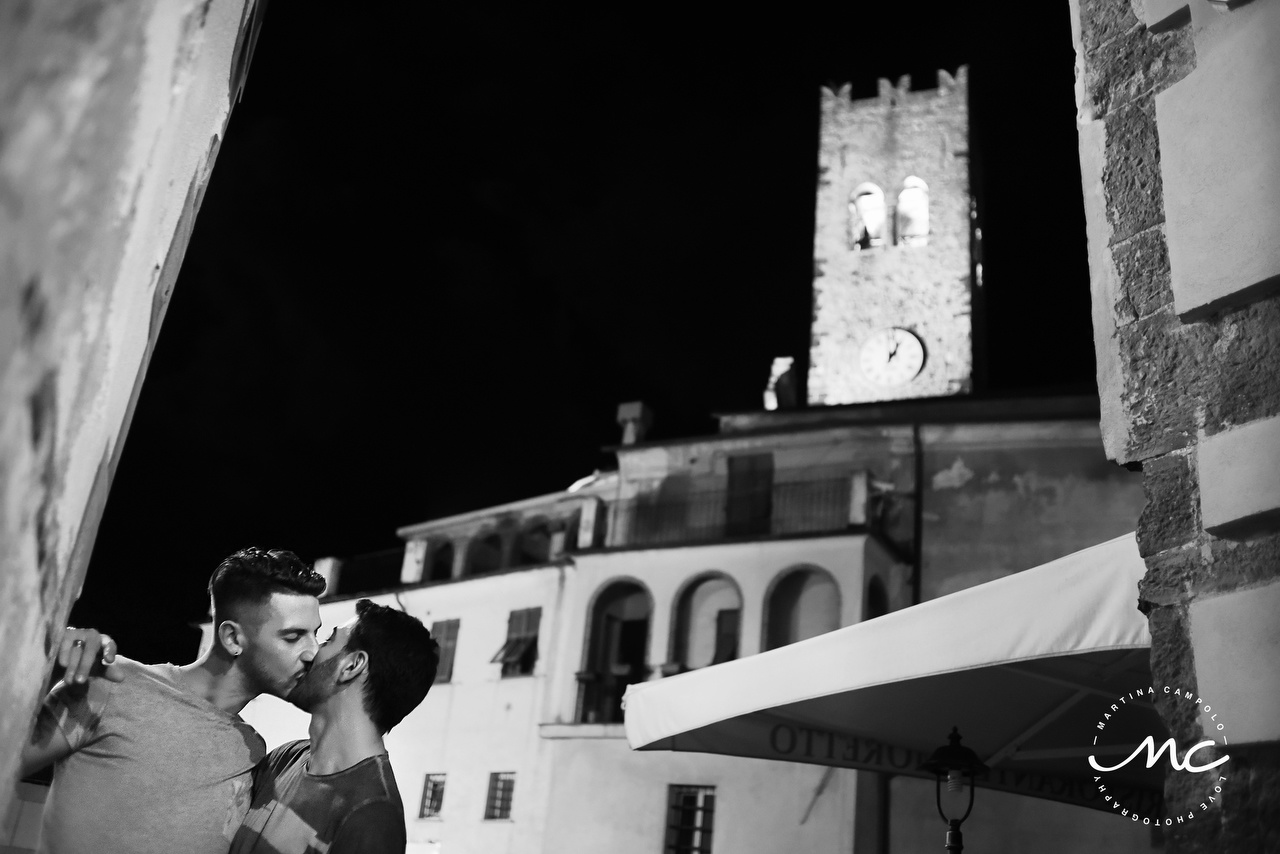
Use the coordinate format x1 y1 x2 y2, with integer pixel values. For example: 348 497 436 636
229 740 406 854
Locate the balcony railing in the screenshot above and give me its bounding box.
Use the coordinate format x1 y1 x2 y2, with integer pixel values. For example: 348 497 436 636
608 476 856 548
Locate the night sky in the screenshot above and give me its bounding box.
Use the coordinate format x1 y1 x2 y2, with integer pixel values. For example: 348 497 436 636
73 5 1096 663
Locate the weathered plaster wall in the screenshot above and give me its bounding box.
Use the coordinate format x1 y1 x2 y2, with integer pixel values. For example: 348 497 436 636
0 0 258 827
809 71 973 405
1069 0 1280 849
920 421 1144 600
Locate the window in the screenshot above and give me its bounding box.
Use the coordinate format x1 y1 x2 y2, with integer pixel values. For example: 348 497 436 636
491 607 540 677
665 785 715 854
849 182 886 249
431 619 459 683
419 774 445 818
711 609 739 665
484 772 515 820
895 175 929 246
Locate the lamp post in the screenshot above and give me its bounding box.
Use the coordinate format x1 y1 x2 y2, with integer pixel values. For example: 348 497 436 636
919 727 988 853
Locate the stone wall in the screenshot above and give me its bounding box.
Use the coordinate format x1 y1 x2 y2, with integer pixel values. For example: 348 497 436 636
0 0 258 831
1069 0 1280 849
809 70 973 405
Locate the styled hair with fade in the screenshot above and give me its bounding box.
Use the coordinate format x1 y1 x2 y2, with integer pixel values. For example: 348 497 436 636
208 547 327 625
344 599 439 734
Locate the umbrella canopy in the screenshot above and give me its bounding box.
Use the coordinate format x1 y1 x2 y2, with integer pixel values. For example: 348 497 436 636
624 534 1165 815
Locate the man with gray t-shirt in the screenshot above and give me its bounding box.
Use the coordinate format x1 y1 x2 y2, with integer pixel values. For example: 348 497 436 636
36 658 265 854
22 548 326 854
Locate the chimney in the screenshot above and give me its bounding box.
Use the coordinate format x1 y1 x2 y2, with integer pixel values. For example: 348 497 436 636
616 401 653 445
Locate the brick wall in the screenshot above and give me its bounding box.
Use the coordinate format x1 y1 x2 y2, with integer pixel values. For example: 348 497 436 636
1069 0 1280 849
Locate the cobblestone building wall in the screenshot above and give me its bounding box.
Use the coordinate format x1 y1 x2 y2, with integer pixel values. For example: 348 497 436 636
1069 0 1280 850
808 70 973 405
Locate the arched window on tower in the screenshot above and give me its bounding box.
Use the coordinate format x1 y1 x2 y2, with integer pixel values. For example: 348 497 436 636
428 541 454 582
578 581 652 723
849 183 886 249
672 574 742 671
896 176 929 246
765 566 841 650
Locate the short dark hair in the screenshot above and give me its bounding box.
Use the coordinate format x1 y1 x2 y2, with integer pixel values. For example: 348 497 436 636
345 599 439 733
209 547 327 624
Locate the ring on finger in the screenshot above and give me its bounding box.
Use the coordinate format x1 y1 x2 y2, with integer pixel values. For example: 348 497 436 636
72 639 86 649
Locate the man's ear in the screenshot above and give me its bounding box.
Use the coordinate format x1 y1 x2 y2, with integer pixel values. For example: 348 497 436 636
217 620 247 658
336 649 368 685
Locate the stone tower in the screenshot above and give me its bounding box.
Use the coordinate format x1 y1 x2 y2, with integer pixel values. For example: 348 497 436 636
808 69 973 405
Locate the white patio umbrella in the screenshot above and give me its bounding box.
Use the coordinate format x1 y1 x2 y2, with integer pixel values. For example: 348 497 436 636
624 534 1165 814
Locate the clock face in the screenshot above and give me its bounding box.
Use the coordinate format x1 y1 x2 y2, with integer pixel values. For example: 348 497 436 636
859 327 926 387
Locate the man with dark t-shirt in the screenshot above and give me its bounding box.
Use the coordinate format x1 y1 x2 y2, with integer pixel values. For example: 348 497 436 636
230 598 439 854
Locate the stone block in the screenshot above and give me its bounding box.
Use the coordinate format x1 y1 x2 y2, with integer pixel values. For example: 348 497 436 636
1198 415 1280 537
1147 604 1201 742
1189 578 1280 744
1140 544 1203 606
1118 308 1212 459
1203 299 1280 436
1162 794 1221 853
1201 533 1280 596
1080 0 1141 55
1102 99 1165 245
1137 451 1198 556
1113 227 1173 325
1158 0 1280 318
1088 20 1195 119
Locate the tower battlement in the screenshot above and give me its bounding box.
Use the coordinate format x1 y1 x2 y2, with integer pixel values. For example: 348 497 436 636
823 66 968 109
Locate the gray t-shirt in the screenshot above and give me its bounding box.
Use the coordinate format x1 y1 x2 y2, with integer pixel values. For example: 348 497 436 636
38 657 266 854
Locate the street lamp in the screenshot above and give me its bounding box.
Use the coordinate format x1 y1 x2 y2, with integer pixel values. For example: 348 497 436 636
919 727 988 853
